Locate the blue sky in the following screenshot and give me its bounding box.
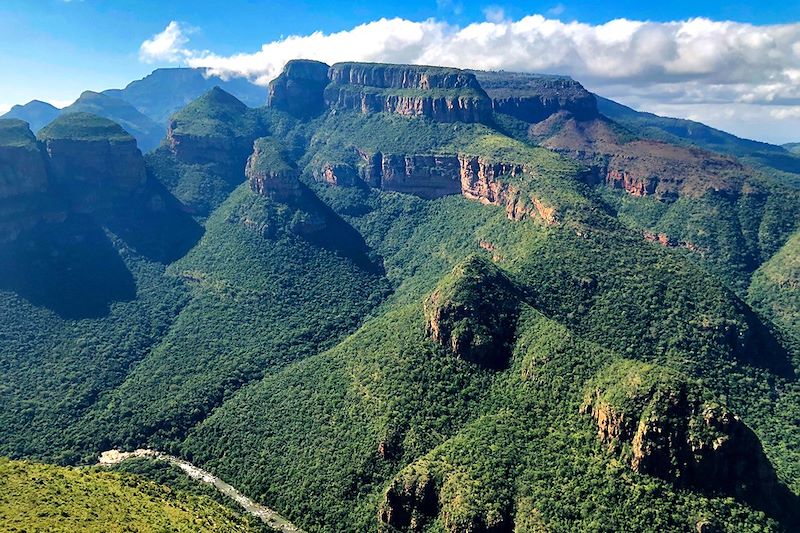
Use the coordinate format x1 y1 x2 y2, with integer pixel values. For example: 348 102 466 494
2 0 800 143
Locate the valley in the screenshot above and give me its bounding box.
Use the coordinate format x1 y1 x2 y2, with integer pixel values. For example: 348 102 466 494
0 58 798 532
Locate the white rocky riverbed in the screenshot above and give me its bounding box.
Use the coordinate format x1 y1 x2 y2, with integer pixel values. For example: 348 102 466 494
98 449 304 533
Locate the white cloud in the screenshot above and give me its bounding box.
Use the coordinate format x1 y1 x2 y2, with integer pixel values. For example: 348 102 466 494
140 15 800 142
139 21 193 64
482 6 506 23
0 103 11 115
547 4 566 17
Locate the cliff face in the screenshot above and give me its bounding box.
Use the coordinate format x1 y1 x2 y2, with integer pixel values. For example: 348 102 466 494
424 255 521 368
42 115 147 213
324 63 493 123
268 59 330 118
0 120 56 241
473 71 599 123
532 113 747 202
315 148 558 223
582 361 796 523
166 87 258 167
246 137 301 201
357 151 462 199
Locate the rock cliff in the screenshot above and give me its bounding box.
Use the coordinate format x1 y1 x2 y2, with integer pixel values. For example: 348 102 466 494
424 255 521 368
40 113 147 213
246 137 301 201
166 87 257 167
473 71 599 123
582 360 798 524
531 112 747 202
324 62 493 123
317 148 558 223
268 59 330 118
0 119 59 241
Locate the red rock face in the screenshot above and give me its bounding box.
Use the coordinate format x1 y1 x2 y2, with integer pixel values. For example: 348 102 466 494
325 63 493 123
317 149 560 224
245 153 301 203
533 113 748 202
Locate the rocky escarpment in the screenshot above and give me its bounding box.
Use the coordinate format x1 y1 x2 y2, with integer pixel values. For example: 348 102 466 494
317 149 558 224
379 461 439 532
582 360 798 525
0 119 61 241
40 113 147 213
357 151 462 199
473 71 599 123
324 62 493 123
246 137 301 201
166 87 259 167
424 255 521 368
268 59 330 118
531 111 749 202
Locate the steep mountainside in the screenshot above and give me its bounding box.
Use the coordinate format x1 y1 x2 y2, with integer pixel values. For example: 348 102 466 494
63 91 164 151
597 95 800 181
0 458 262 531
103 67 266 125
1 60 799 533
0 100 60 133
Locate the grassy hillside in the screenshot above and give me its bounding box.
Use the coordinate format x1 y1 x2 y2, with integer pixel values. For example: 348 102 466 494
1 67 799 533
0 458 260 532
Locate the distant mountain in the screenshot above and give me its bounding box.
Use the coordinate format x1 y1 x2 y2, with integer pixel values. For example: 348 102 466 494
785 142 800 155
1 60 799 533
596 95 800 177
62 91 163 151
103 67 266 125
1 100 60 133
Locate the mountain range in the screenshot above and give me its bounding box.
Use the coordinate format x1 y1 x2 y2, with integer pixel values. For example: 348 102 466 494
1 67 266 151
0 60 799 532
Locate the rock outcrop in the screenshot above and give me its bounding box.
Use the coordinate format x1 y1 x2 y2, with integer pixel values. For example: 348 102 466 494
325 62 493 123
0 119 60 241
246 137 301 201
40 113 147 213
582 360 798 524
268 59 330 118
531 111 748 202
379 461 439 532
315 148 559 223
166 88 257 167
357 151 462 199
473 71 599 123
425 255 521 368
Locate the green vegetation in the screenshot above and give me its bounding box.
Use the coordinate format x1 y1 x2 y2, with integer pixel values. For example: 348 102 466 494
1 66 799 532
749 229 800 341
168 87 261 139
63 91 163 151
0 457 260 532
38 112 134 142
0 118 37 147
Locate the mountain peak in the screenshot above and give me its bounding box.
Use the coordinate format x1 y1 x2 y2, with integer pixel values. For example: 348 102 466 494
38 112 133 142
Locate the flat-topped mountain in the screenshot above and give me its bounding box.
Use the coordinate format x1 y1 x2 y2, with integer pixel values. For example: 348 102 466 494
1 59 799 533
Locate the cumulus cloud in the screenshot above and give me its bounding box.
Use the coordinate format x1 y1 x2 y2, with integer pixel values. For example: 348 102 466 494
139 15 800 142
139 21 193 63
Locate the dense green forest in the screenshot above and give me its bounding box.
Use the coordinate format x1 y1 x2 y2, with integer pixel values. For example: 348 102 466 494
1 62 799 532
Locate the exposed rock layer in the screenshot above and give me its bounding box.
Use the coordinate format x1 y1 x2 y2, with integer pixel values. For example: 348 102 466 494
324 63 493 123
268 59 330 118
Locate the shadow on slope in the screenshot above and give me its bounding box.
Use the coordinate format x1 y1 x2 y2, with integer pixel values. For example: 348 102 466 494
297 183 385 275
101 174 204 264
0 215 136 319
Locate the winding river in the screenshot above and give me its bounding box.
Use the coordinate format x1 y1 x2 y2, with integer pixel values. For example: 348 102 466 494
98 449 304 533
